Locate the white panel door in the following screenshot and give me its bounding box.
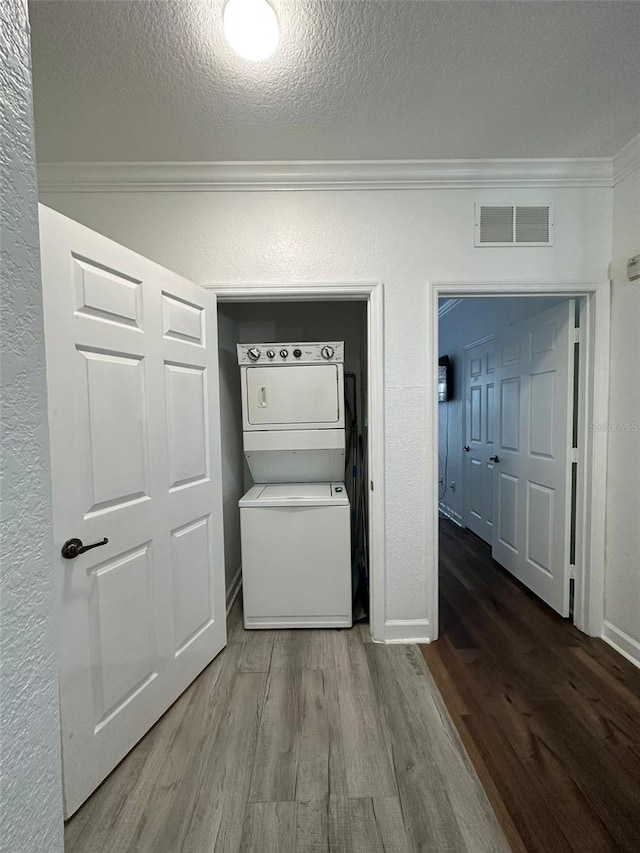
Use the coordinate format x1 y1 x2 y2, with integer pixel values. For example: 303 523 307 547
464 339 496 544
39 205 227 816
492 300 575 616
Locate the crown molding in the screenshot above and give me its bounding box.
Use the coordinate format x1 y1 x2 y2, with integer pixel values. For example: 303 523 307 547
612 134 640 186
37 157 614 193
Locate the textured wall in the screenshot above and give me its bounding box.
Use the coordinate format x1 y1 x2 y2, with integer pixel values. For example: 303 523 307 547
40 186 611 634
0 2 64 849
605 160 640 651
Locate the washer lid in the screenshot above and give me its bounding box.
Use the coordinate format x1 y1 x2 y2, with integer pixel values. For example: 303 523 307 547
260 483 332 500
239 482 349 507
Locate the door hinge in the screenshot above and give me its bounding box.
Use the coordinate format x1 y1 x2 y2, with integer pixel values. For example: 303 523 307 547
572 327 580 343
569 564 576 579
571 447 579 464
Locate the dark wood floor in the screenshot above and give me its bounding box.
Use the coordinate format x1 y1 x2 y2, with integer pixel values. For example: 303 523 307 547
423 519 640 853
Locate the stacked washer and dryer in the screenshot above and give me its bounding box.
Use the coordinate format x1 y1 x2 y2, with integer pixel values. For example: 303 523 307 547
237 342 352 629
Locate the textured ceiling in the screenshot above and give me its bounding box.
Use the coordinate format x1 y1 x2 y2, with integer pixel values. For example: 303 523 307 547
29 0 640 163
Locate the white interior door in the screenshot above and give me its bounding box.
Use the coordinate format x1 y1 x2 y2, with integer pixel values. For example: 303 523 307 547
492 300 575 616
39 205 227 816
464 339 496 544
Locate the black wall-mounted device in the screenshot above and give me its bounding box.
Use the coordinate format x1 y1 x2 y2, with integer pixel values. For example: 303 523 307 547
438 355 452 402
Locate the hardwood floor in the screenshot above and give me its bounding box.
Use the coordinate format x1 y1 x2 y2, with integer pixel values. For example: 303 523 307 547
423 519 640 853
65 595 509 853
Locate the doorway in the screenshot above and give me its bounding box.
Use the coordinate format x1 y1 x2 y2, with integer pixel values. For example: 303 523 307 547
427 282 611 640
208 282 386 642
439 295 576 617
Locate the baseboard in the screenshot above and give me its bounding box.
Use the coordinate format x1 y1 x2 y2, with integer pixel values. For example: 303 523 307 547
244 614 352 629
226 566 242 615
383 619 432 644
438 503 463 526
602 621 640 670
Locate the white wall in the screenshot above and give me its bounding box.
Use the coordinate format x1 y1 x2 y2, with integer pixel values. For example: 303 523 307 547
40 186 612 635
604 153 640 659
438 296 565 524
0 2 64 850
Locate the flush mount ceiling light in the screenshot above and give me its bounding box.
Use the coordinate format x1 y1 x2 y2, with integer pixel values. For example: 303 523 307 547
223 0 279 62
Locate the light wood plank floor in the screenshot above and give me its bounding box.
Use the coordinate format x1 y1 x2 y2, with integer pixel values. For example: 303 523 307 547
65 598 509 853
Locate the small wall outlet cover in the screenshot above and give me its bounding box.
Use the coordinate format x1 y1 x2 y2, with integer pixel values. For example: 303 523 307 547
627 254 640 281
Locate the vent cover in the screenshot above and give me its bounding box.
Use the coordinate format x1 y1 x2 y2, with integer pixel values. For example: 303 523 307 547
475 205 553 247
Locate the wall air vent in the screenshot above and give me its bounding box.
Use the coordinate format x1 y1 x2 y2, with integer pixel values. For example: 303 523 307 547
475 205 554 247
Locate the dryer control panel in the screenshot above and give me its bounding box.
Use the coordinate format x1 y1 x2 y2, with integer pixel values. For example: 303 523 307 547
237 341 344 365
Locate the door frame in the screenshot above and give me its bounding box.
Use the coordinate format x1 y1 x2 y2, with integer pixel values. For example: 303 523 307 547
204 281 386 642
428 281 610 640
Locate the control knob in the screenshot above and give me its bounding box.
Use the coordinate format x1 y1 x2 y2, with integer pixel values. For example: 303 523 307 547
266 349 275 359
321 345 335 360
247 347 261 362
293 348 302 358
279 348 288 358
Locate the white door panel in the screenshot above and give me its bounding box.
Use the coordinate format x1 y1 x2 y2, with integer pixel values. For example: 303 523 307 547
486 383 496 446
485 461 494 528
470 385 482 443
39 205 226 816
463 339 496 544
165 362 209 490
527 482 554 573
89 543 157 724
162 291 206 345
496 471 519 552
78 348 150 512
492 299 574 616
500 377 521 451
469 458 484 522
529 371 556 457
170 515 216 655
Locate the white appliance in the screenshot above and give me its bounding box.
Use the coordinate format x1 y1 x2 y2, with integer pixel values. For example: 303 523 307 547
237 342 352 629
240 343 345 431
240 483 351 628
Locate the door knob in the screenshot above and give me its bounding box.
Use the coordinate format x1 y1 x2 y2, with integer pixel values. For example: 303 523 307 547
489 455 500 463
463 446 470 452
61 537 108 559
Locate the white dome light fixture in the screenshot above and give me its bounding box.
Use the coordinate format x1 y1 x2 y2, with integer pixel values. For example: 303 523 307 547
223 0 280 62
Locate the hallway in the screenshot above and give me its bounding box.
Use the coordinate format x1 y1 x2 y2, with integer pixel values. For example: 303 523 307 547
423 520 640 853
64 595 508 853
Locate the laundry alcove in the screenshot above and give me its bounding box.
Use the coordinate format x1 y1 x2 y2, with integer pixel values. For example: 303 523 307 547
216 299 370 628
